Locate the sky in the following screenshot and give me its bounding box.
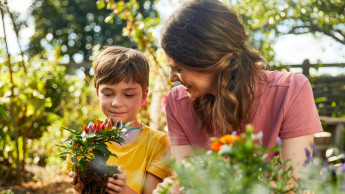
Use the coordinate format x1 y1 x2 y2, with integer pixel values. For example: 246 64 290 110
1 0 345 76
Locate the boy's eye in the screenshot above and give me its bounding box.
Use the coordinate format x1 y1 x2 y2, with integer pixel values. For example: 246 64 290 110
102 92 113 96
125 94 135 98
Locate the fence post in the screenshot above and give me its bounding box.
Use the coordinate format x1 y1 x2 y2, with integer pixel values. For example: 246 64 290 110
302 59 310 77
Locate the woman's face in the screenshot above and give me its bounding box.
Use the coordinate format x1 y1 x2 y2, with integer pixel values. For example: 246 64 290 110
165 53 218 100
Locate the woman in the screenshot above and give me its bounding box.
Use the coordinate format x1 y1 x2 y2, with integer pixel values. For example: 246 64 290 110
161 0 322 178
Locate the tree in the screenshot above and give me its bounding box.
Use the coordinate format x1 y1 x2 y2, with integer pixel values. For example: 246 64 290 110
28 0 157 66
222 0 345 62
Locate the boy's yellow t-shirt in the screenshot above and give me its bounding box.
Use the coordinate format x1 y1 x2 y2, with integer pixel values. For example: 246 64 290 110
62 125 171 194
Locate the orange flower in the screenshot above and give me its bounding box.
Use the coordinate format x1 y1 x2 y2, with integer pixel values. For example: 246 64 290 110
219 135 240 145
211 141 222 151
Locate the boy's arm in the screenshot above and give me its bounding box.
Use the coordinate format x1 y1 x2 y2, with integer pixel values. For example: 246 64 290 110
143 172 163 194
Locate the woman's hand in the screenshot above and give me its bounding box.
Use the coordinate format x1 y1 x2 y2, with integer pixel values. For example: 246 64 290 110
105 166 130 194
69 171 84 194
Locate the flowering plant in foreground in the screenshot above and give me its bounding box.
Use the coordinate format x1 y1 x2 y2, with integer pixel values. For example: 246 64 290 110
58 118 140 193
154 124 345 194
297 151 345 193
155 125 293 194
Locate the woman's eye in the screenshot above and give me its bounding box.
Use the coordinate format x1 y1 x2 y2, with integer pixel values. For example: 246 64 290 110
172 68 182 73
175 69 182 73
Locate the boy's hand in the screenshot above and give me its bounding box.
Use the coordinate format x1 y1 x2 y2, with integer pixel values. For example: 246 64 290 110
106 166 128 194
69 171 84 194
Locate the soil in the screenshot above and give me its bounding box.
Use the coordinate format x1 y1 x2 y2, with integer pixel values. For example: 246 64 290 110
74 161 119 194
0 165 74 194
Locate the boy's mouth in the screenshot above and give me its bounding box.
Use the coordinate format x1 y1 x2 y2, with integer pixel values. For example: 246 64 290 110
109 111 126 115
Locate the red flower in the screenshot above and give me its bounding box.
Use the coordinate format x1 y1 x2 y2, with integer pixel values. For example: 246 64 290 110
83 124 89 133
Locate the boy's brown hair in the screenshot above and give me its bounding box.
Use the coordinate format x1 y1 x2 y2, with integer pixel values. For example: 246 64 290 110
93 46 149 93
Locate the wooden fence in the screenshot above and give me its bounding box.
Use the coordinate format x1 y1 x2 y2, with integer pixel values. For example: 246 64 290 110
277 59 345 150
278 59 345 117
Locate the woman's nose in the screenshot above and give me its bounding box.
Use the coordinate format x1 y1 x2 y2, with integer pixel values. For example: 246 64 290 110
169 70 179 83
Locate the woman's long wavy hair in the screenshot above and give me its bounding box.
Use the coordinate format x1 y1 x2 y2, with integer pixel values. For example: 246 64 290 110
161 0 266 134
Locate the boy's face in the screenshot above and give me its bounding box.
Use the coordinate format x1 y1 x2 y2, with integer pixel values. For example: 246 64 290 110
96 79 148 124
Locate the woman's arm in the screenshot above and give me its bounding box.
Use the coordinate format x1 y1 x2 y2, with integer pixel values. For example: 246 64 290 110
171 145 194 161
281 134 314 179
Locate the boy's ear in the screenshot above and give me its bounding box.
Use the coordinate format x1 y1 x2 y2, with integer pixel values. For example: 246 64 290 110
96 88 100 99
141 88 149 107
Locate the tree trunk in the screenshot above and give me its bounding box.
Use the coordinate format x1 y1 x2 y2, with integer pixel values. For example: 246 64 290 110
7 5 28 179
1 8 22 184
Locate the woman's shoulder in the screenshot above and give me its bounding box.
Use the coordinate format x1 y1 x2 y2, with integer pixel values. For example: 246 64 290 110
168 85 189 101
264 70 309 87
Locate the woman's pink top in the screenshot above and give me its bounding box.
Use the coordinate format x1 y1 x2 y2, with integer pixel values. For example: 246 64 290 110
165 71 323 150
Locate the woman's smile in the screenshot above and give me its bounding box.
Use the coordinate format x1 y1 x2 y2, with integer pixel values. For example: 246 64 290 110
165 53 217 99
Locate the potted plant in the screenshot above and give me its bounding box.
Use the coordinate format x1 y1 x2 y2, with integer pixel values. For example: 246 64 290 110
58 118 140 194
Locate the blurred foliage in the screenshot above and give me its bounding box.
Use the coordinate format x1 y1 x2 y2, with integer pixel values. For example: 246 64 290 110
28 0 158 65
0 44 103 184
222 0 345 67
155 127 345 194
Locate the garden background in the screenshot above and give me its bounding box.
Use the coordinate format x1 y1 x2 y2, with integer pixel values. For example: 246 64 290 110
0 0 344 193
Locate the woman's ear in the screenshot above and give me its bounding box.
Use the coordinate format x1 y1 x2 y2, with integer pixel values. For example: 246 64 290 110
141 88 149 107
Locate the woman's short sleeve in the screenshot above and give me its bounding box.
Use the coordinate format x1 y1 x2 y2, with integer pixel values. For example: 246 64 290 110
279 73 323 138
165 88 190 145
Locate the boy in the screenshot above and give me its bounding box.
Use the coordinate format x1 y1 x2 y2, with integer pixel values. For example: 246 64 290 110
63 46 171 194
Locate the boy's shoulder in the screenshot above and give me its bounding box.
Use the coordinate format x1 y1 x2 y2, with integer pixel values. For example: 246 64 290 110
142 124 168 140
140 124 170 151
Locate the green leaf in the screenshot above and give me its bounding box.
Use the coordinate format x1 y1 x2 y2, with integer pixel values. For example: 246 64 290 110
63 137 74 143
123 127 141 136
87 144 98 150
79 157 87 173
109 152 117 158
86 133 97 138
123 121 133 128
72 164 77 171
56 144 68 149
97 144 111 154
0 105 8 120
72 155 79 165
113 137 126 144
62 127 79 135
59 151 70 156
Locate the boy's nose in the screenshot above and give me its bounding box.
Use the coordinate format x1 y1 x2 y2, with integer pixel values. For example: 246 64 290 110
111 97 121 107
